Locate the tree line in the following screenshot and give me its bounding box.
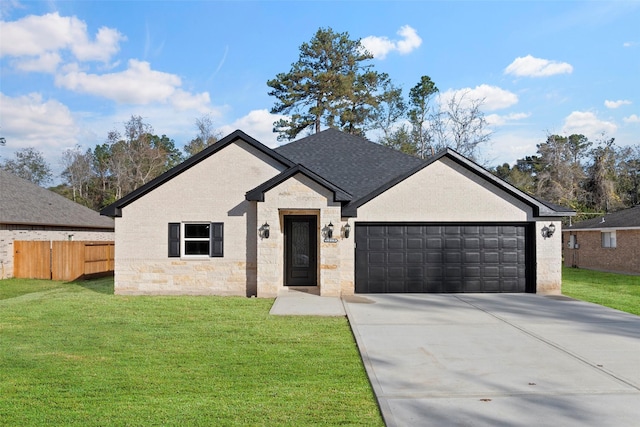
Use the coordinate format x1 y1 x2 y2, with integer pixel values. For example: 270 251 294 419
268 28 489 160
493 135 640 220
1 114 219 211
1 26 638 218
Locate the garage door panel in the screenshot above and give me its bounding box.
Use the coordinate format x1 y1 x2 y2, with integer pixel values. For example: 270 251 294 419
388 238 404 249
407 238 423 249
427 238 442 249
355 224 529 293
368 238 386 250
465 252 481 263
407 252 423 263
407 266 424 279
464 237 481 249
407 281 424 292
463 279 483 292
368 252 386 264
388 252 404 264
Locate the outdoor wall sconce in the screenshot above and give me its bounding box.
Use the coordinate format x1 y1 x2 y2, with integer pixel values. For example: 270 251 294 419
541 223 556 239
327 222 334 239
343 223 351 239
260 222 270 239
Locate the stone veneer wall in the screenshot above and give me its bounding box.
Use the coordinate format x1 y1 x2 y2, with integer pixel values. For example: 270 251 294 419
535 220 562 294
113 140 285 296
563 229 640 275
0 226 114 279
256 174 348 297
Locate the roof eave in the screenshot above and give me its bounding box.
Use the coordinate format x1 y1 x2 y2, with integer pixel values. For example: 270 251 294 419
245 164 353 204
100 130 295 218
342 148 576 218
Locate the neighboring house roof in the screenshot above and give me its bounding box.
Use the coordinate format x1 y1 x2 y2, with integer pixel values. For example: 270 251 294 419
245 164 352 203
0 169 114 229
565 205 640 230
274 128 424 200
101 130 294 217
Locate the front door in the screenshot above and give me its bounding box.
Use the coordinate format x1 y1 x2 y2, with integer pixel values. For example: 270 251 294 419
284 216 317 286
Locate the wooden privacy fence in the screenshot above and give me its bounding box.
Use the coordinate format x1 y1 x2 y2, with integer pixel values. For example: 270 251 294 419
14 241 114 281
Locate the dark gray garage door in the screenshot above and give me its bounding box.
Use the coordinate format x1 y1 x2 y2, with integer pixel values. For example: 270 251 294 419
355 224 531 293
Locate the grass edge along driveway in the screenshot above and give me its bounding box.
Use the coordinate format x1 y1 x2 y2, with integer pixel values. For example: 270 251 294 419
0 277 383 426
562 267 640 316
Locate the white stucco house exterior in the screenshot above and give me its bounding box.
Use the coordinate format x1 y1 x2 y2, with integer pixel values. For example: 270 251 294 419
101 129 573 297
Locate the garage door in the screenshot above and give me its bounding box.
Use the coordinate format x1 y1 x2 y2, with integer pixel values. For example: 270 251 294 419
355 224 531 293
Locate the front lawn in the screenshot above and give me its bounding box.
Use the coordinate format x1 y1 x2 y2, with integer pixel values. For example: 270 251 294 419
562 267 640 315
0 278 383 426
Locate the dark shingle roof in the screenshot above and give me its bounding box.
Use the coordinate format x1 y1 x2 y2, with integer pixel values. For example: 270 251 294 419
566 205 640 230
0 169 114 229
274 128 424 200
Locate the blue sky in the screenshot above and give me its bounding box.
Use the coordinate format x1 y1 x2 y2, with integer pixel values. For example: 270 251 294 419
1 0 639 178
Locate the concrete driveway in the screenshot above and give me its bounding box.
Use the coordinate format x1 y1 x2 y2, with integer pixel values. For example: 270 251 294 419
343 294 640 427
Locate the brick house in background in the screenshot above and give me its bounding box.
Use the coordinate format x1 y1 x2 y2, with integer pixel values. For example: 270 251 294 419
563 205 640 275
0 169 114 279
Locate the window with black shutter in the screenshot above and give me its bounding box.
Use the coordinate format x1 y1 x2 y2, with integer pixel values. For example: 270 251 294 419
210 222 224 257
168 223 180 257
169 222 224 258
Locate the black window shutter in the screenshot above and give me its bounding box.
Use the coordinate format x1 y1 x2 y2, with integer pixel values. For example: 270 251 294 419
210 222 224 257
168 223 180 257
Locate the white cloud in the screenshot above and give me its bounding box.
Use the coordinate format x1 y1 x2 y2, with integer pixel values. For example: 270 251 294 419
486 132 542 166
623 114 640 123
623 41 637 48
361 25 422 59
218 109 286 147
486 112 531 126
55 59 211 110
439 84 518 111
0 0 23 20
604 99 632 109
561 111 617 137
12 51 61 73
0 92 80 172
0 12 125 67
504 54 573 77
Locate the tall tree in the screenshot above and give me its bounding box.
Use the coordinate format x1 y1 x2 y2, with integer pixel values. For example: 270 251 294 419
380 124 416 156
184 114 220 157
1 147 52 186
431 91 491 160
407 76 439 159
61 145 93 202
584 136 620 212
372 80 406 145
616 144 640 206
105 116 182 199
535 134 589 205
268 27 387 140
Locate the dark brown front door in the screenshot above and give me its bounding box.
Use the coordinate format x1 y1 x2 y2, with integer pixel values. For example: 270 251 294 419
284 216 317 286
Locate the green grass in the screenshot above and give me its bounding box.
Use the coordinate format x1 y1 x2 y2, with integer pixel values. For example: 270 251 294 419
0 278 383 426
562 267 640 315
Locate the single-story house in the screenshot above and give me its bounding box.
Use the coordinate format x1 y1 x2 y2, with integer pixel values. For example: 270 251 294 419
563 205 640 275
0 169 115 279
101 129 573 297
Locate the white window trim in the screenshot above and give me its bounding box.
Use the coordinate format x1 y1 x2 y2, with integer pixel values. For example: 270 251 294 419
601 230 617 248
181 222 211 258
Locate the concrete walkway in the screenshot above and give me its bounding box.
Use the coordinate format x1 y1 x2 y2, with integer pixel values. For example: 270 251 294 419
269 288 345 316
344 294 640 427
